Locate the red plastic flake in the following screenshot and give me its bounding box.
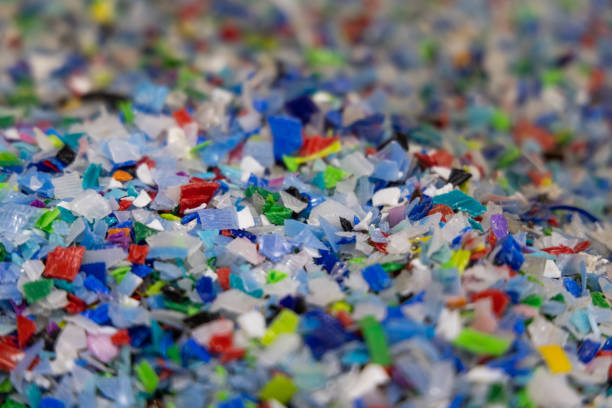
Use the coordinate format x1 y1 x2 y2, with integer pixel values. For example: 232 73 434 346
427 204 454 223
541 245 575 255
221 348 245 363
487 230 497 248
173 108 193 127
471 289 510 318
430 150 454 167
0 339 24 372
547 217 559 227
299 136 338 157
43 246 86 282
370 240 388 254
179 181 220 214
220 22 241 42
209 332 233 353
217 267 231 291
17 315 36 349
118 199 133 211
65 294 87 314
111 329 131 346
574 240 591 252
514 120 556 152
42 160 61 172
335 310 353 328
128 244 149 264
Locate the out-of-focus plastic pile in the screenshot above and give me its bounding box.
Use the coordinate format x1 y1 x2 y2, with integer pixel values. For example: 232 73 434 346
0 0 611 407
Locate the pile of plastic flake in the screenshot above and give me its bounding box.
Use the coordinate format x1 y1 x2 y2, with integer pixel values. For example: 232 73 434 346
1 0 612 407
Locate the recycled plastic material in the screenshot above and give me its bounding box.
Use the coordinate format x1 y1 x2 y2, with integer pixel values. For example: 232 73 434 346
0 0 611 406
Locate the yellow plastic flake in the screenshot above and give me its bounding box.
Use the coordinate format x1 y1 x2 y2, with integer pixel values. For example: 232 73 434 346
145 281 165 297
160 213 181 221
444 250 471 274
330 301 351 313
261 309 299 346
91 0 115 24
282 140 342 172
49 134 64 149
538 344 572 373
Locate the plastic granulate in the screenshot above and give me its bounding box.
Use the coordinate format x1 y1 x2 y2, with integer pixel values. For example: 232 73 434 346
0 1 611 407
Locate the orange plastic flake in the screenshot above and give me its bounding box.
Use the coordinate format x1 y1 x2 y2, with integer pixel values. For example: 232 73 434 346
113 170 133 181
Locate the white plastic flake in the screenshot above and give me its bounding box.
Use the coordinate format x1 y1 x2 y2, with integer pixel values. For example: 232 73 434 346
237 310 266 338
344 364 389 401
69 189 112 221
52 173 83 199
543 259 562 278
132 190 152 208
527 368 581 408
307 277 344 306
226 237 264 264
372 187 401 207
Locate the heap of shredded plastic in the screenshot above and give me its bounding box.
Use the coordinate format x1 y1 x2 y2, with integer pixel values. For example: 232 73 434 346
0 0 612 407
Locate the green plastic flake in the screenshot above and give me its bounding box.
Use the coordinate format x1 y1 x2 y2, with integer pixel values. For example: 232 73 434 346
1 399 26 408
592 292 610 308
359 315 391 366
135 360 158 394
490 109 511 131
350 257 367 264
487 383 506 404
164 299 200 315
110 266 131 283
244 186 280 202
266 269 288 284
260 375 297 404
542 68 563 87
0 116 14 128
0 151 21 167
0 376 12 393
419 38 438 63
262 197 293 225
382 261 403 273
35 208 60 233
133 221 158 242
522 295 542 308
323 166 348 189
306 47 344 67
167 344 181 364
432 190 486 216
118 101 134 124
517 388 537 408
261 309 299 346
453 328 511 356
23 279 53 304
496 145 521 168
0 242 6 262
160 213 181 221
189 140 212 154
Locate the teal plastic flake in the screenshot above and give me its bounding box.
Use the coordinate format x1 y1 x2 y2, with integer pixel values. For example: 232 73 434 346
433 190 487 216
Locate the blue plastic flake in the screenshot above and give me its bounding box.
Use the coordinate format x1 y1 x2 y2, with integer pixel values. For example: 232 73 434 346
134 82 169 113
494 235 525 271
361 264 391 292
195 276 216 303
564 278 583 298
181 338 211 363
198 207 239 230
268 115 303 162
577 339 600 363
